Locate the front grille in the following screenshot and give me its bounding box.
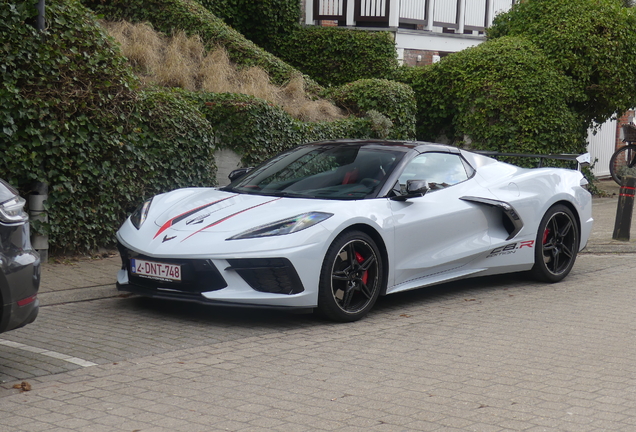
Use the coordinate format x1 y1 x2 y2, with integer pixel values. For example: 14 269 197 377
226 258 304 295
118 243 227 293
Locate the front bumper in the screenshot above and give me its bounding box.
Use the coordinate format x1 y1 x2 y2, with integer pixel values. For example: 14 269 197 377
116 242 318 310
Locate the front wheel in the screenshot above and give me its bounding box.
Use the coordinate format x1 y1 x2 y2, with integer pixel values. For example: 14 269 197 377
530 204 579 283
317 231 384 322
609 144 636 185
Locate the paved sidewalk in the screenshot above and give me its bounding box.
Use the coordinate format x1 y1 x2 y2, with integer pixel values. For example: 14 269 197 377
38 179 636 306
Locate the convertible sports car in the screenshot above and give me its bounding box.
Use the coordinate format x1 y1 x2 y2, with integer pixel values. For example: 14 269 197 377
116 140 593 322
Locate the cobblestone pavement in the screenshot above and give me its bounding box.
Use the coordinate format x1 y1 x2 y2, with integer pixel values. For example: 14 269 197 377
1 252 635 431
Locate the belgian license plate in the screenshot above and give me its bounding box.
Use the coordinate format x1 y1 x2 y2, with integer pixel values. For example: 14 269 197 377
131 259 181 281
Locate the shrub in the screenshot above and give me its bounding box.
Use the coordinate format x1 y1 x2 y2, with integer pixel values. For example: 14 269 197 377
276 27 399 87
184 92 385 166
0 0 216 252
130 89 217 195
323 79 416 140
488 0 636 125
400 37 586 158
196 0 301 52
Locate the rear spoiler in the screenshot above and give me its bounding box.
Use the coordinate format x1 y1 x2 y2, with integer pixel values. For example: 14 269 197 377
472 151 591 171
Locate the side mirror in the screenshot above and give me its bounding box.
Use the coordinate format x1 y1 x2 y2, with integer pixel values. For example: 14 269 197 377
228 167 252 182
390 180 429 201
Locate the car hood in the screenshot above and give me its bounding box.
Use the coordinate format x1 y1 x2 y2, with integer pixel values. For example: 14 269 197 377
149 188 332 238
118 187 388 257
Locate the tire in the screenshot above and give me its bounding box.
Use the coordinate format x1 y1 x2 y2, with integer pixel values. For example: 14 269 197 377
609 144 636 185
530 204 579 283
317 231 383 322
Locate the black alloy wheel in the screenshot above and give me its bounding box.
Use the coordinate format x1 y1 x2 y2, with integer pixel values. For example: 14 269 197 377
317 231 383 322
530 204 579 283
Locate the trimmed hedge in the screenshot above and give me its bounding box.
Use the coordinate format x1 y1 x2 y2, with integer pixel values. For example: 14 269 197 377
129 89 217 194
197 0 301 52
323 79 416 140
184 92 388 166
1 0 216 252
488 0 636 125
82 0 320 92
276 27 399 87
399 37 586 158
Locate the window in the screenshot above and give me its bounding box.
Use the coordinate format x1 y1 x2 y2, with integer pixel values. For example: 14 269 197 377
397 152 472 192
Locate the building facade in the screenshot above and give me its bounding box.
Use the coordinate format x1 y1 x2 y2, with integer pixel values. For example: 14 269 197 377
304 0 515 65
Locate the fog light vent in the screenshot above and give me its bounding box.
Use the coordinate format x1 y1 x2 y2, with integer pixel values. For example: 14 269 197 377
226 258 304 295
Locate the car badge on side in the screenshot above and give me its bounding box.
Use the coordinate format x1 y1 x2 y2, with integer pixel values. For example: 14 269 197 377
162 235 177 243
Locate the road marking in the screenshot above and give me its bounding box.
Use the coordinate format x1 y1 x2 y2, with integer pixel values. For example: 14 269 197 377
0 339 97 367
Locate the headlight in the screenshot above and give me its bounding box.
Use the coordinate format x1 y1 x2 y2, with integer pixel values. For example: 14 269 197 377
130 198 153 230
227 212 333 240
0 195 28 224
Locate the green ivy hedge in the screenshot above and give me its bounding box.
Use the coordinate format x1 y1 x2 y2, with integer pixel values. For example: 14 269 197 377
399 37 586 159
184 92 389 166
82 0 320 92
275 27 399 87
196 0 301 53
323 79 416 140
0 1 217 252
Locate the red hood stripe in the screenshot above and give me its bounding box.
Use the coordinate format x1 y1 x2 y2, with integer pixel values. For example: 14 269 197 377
181 198 282 242
153 194 237 239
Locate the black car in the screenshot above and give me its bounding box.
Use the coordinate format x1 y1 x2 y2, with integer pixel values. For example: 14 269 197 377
0 179 40 333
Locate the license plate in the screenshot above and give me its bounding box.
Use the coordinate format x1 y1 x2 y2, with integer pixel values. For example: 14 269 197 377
131 259 181 281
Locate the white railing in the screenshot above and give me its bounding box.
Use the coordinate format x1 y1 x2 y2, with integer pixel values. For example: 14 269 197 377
400 0 426 22
358 0 388 18
308 0 515 32
314 0 346 18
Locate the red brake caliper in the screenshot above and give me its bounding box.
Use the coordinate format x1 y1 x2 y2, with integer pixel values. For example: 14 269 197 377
542 228 551 244
355 251 368 285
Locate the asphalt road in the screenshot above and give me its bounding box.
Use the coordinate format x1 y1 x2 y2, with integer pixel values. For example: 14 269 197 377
1 252 635 431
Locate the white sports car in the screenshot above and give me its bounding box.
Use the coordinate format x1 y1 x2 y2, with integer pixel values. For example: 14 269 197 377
116 140 593 322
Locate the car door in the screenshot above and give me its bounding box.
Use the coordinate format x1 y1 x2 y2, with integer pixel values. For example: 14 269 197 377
387 152 499 294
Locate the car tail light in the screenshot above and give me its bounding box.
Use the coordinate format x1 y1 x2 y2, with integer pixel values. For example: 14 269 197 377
0 195 28 224
17 294 37 307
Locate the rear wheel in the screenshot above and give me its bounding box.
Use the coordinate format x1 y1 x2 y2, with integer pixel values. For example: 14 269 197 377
609 144 636 185
317 231 383 322
530 204 579 283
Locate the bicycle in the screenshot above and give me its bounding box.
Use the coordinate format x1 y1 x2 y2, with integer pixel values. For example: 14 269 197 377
609 124 636 185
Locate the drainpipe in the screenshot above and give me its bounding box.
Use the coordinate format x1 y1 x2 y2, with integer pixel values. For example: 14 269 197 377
32 1 48 262
457 0 466 34
36 0 45 31
426 0 434 31
29 182 48 263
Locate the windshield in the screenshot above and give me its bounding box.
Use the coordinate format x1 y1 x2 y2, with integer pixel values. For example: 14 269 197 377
224 145 405 200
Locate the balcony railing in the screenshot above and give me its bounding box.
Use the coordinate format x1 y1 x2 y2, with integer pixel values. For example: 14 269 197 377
309 0 515 33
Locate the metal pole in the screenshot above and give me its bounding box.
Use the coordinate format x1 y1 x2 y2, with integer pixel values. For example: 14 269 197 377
29 182 49 263
612 176 636 241
36 0 45 31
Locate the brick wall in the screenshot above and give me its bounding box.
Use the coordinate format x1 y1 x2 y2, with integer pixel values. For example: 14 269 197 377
616 109 636 150
402 49 440 67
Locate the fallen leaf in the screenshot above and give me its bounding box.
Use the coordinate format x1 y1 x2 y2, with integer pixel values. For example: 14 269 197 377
13 381 31 392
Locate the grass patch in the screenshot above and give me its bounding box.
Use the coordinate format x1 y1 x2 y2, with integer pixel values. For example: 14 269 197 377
104 21 343 122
